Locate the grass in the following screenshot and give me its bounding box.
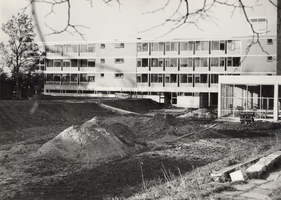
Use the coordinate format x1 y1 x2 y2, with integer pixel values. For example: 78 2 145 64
127 132 281 200
128 162 233 200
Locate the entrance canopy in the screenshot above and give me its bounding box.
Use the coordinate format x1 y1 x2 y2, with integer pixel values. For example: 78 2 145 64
218 76 281 121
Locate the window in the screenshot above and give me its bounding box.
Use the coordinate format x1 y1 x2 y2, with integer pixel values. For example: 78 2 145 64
152 43 159 51
137 43 141 52
100 44 105 49
88 44 96 53
71 60 77 67
151 74 163 83
80 44 87 53
180 74 187 83
137 74 141 82
211 74 218 83
54 45 62 54
88 60 96 67
63 45 71 53
193 58 200 67
200 74 208 83
54 60 61 67
220 57 225 67
71 45 78 53
170 58 177 67
180 58 188 67
188 58 193 67
212 41 225 51
46 45 54 53
233 57 241 66
195 41 209 51
100 73 105 78
195 74 200 83
267 39 273 45
71 74 78 82
171 42 177 51
115 58 124 63
47 74 54 81
250 18 267 34
181 42 193 51
170 74 177 83
226 57 241 67
115 73 124 78
201 58 208 67
62 74 70 83
115 43 124 48
267 56 273 62
137 59 141 67
63 60 70 67
81 59 87 67
142 43 148 52
47 59 54 67
142 74 148 82
227 40 240 51
159 42 164 52
187 74 192 83
227 57 232 67
165 74 170 83
53 75 61 82
180 42 188 51
211 58 219 67
151 58 159 67
100 58 105 63
159 58 164 67
165 58 170 67
80 74 87 82
141 58 148 67
88 76 95 82
165 42 170 51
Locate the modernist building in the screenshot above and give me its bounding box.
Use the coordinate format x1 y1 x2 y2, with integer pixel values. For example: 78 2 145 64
38 1 280 120
41 35 276 105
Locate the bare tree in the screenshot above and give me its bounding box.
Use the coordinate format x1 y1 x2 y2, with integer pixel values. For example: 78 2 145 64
0 13 43 99
23 0 278 39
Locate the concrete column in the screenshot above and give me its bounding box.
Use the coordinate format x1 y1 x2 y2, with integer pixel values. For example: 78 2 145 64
274 83 279 121
208 92 211 107
218 83 221 118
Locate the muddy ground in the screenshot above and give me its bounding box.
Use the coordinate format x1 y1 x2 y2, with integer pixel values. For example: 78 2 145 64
0 97 280 200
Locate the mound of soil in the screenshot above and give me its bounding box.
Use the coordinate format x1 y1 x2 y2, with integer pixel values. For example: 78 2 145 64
0 101 112 132
178 108 217 119
31 117 140 166
102 99 163 114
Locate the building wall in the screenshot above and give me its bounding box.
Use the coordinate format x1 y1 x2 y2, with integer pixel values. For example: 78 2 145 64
42 34 277 107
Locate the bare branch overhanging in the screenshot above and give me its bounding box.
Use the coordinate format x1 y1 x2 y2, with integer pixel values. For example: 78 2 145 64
21 0 278 63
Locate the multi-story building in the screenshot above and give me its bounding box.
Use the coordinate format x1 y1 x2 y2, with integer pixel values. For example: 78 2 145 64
38 1 280 121
41 34 277 106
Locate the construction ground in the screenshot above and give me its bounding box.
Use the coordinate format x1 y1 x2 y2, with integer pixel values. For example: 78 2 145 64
0 96 281 200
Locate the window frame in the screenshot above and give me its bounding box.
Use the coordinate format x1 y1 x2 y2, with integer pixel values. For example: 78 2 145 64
114 73 124 79
115 58 124 64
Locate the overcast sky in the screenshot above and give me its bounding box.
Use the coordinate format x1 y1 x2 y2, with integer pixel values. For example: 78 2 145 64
0 0 277 43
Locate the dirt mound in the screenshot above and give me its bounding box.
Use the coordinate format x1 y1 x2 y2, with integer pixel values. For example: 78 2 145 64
102 99 163 114
0 101 112 132
178 108 217 119
31 117 137 165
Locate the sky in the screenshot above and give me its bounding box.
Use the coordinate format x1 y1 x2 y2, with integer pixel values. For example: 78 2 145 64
0 0 278 43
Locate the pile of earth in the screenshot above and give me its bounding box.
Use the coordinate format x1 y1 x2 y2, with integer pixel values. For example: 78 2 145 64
102 99 164 114
31 117 143 167
177 108 217 119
